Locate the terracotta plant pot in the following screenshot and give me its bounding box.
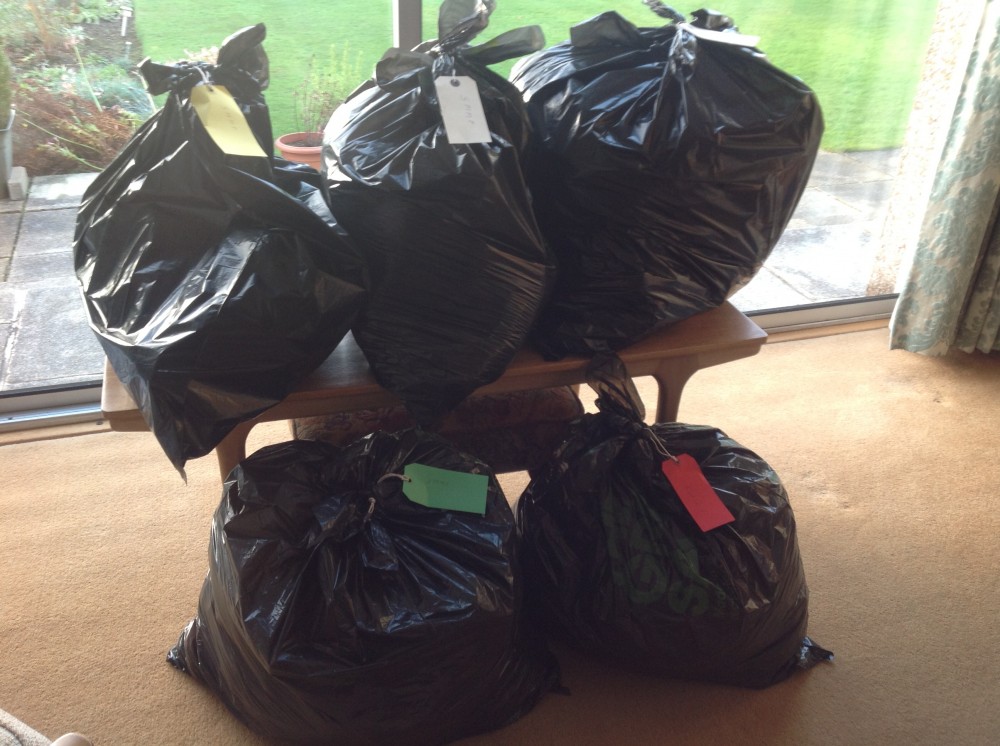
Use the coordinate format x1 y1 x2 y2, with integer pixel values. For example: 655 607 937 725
274 132 323 171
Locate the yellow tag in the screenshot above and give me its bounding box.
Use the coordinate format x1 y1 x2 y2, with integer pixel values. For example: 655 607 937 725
190 84 268 158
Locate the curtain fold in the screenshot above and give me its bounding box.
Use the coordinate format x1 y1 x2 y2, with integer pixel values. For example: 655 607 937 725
890 0 1000 355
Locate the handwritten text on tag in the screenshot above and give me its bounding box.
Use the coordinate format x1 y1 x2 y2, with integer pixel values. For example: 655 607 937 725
434 76 492 144
190 84 268 158
402 463 489 515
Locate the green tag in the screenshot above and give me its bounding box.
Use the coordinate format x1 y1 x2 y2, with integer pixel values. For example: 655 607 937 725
402 463 488 515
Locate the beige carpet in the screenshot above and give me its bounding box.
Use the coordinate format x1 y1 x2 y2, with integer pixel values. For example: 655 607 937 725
2 327 999 745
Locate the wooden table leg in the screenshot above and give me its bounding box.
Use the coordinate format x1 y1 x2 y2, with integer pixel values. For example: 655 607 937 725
649 359 699 423
214 421 255 481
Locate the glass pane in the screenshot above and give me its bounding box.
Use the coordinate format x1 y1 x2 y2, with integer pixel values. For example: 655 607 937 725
134 1 396 139
419 0 941 315
0 0 955 413
2 2 398 405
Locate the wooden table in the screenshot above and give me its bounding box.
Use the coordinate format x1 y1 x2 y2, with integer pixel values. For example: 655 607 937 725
102 302 767 480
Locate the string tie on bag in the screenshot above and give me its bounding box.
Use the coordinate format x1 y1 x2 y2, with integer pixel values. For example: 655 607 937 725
366 473 412 524
195 65 214 92
645 427 680 463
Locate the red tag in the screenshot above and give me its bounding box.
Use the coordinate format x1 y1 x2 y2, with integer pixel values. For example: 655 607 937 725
661 454 735 532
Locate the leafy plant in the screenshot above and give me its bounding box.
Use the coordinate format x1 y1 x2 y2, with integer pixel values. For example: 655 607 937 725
68 0 123 25
64 27 104 111
291 44 365 141
12 27 150 173
88 72 154 117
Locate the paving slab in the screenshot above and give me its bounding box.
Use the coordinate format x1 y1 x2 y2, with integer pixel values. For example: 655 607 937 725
0 210 15 282
0 283 14 321
9 208 77 256
761 221 877 301
7 249 77 285
0 322 9 385
844 148 902 176
809 151 898 187
0 282 18 392
2 283 104 391
786 186 866 229
0 195 25 214
817 180 894 221
24 173 97 212
729 266 813 312
0 211 20 259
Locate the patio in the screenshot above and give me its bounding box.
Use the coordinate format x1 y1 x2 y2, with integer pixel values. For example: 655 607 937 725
0 148 898 400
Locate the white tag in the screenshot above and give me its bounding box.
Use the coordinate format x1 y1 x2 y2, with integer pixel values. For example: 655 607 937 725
679 23 760 48
434 76 492 144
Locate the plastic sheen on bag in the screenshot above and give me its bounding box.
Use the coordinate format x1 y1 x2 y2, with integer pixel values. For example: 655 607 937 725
516 354 832 687
168 430 559 745
510 6 824 358
322 0 556 427
73 24 367 475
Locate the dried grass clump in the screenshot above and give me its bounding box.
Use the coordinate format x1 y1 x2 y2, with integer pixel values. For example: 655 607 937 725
13 85 137 174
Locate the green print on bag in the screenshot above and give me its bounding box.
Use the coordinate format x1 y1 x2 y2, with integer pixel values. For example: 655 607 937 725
600 484 726 615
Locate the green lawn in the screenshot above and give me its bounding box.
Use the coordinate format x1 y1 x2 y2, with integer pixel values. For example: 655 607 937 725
132 0 938 153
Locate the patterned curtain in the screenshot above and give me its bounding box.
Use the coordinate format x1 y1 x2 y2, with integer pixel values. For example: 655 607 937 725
890 0 1000 355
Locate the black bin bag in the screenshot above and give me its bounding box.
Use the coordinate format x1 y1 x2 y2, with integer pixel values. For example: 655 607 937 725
73 24 367 474
321 0 556 426
168 430 559 745
516 354 832 687
509 5 824 357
